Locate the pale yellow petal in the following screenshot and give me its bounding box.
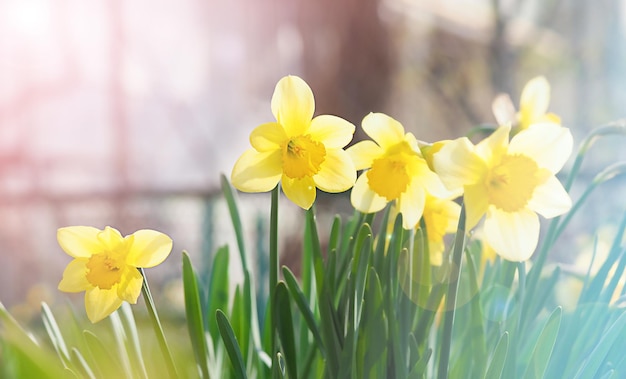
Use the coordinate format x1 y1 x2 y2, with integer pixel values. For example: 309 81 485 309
313 149 356 193
308 115 355 149
519 76 550 124
475 125 510 162
433 137 485 191
84 287 124 323
492 93 516 126
126 230 173 268
117 268 144 304
484 207 539 262
416 163 457 199
57 226 103 258
346 140 383 170
527 175 572 218
350 173 388 213
231 149 282 192
281 175 316 210
464 182 489 230
271 76 314 137
398 184 426 229
97 226 125 249
509 123 573 173
58 258 90 293
361 113 405 149
250 122 287 152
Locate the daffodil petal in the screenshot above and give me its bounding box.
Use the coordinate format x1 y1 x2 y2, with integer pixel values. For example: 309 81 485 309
350 174 388 213
528 175 572 218
509 123 573 173
126 230 173 268
97 226 125 249
281 175 316 209
464 182 489 230
346 140 383 170
475 125 510 162
250 122 287 152
58 258 90 292
84 287 124 323
271 76 314 137
361 113 405 149
231 149 282 192
117 268 144 303
520 76 550 122
398 184 426 229
313 149 356 193
308 115 355 149
433 137 485 191
57 226 103 258
492 93 516 126
484 207 539 262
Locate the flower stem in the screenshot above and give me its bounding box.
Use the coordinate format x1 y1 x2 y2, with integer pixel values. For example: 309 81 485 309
437 203 466 379
269 185 279 356
139 268 179 379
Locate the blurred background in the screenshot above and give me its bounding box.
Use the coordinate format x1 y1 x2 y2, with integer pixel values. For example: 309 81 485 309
1 0 626 320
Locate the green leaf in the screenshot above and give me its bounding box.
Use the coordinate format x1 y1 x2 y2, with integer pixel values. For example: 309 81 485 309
118 303 149 379
573 311 626 379
70 348 97 379
41 302 71 368
408 348 432 379
83 330 125 379
274 282 298 379
207 246 230 346
216 309 247 379
484 332 509 379
522 307 562 379
182 251 211 379
282 266 324 354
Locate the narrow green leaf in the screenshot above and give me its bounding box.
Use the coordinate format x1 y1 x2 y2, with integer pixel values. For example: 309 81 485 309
484 332 509 379
118 303 149 379
274 282 298 379
351 223 373 328
83 330 125 379
408 348 432 379
522 307 562 379
216 309 248 379
41 302 71 368
182 251 211 379
282 266 324 354
573 311 626 379
70 348 97 379
207 246 230 346
0 302 66 379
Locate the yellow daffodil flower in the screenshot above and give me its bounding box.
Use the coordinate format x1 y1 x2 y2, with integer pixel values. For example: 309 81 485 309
231 75 356 209
390 194 460 265
58 226 173 323
433 123 573 261
348 113 451 229
492 76 561 133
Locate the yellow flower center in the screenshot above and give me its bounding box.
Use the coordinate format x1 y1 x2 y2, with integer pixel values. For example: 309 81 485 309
281 135 326 179
485 154 540 212
367 142 415 201
86 252 124 290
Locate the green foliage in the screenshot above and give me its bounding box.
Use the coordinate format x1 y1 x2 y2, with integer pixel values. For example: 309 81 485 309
3 125 626 378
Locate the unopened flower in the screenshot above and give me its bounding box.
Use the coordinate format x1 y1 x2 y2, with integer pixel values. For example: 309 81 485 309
492 76 561 133
58 226 173 323
231 75 356 209
348 113 451 229
433 124 572 261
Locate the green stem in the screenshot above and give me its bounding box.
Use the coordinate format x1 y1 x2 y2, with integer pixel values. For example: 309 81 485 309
139 268 179 379
437 203 466 379
269 185 279 357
